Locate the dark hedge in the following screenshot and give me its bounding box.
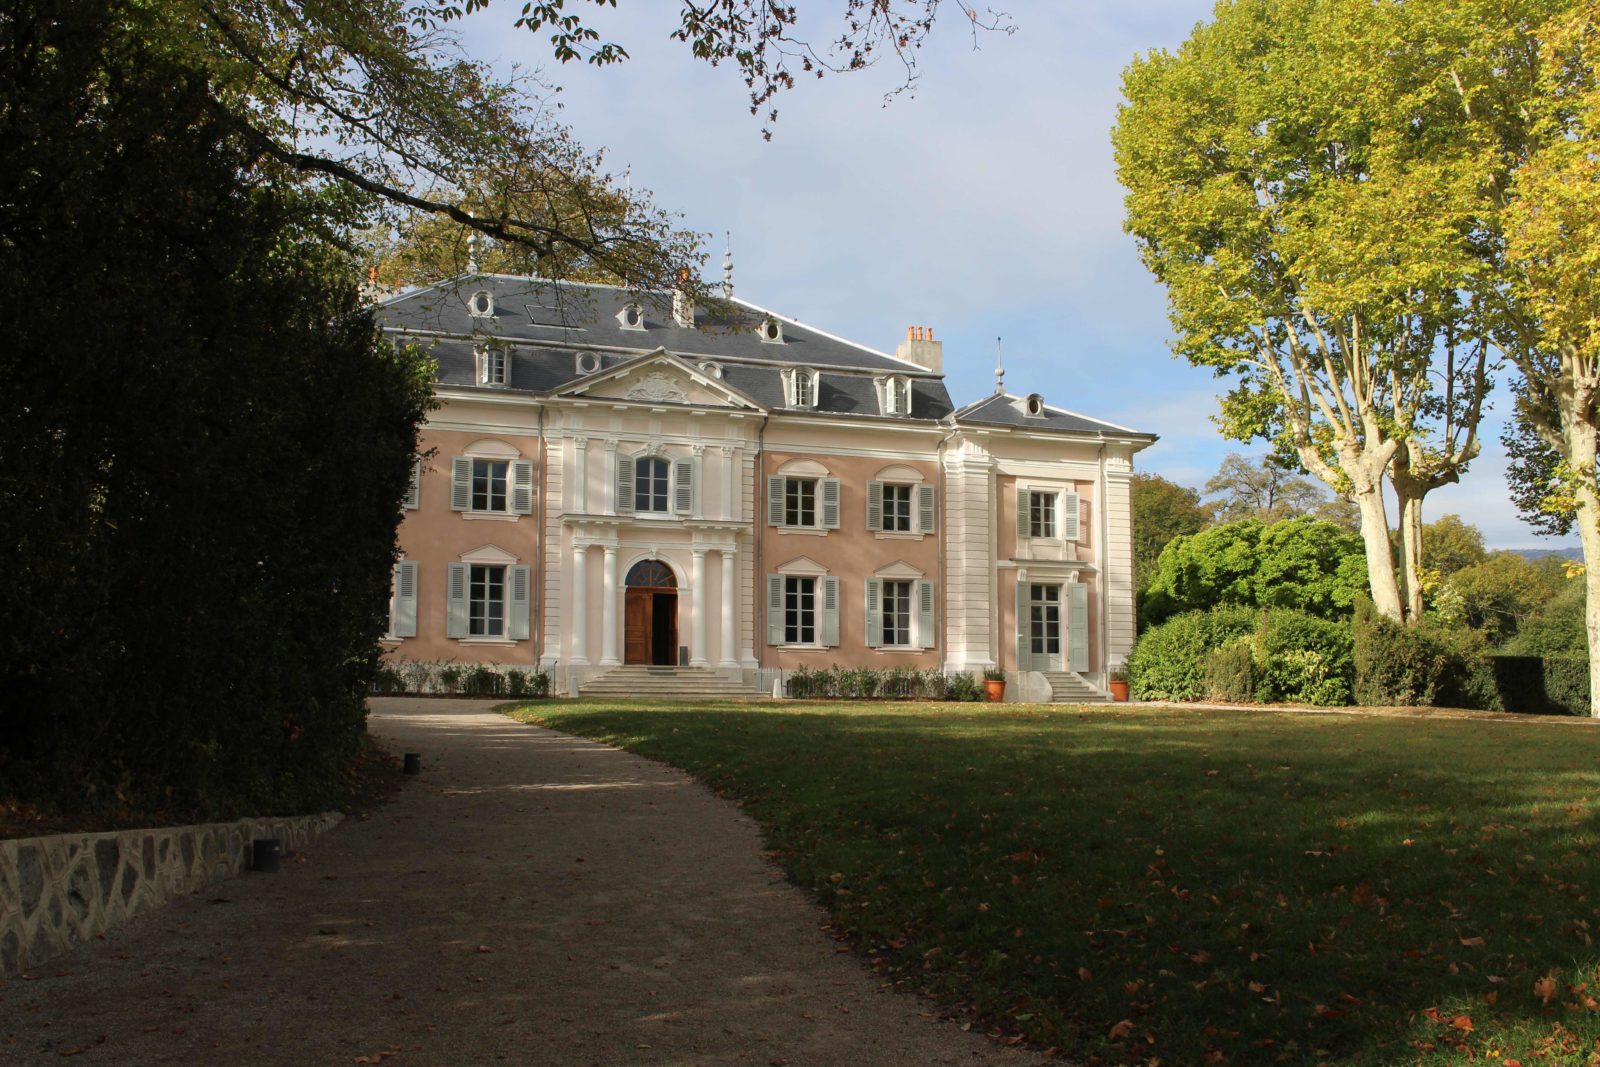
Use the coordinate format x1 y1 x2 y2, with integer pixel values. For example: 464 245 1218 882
0 1 434 819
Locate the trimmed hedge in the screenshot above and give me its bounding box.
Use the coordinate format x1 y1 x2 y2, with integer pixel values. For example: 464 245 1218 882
1542 657 1591 715
373 661 552 698
1127 606 1259 701
786 666 982 702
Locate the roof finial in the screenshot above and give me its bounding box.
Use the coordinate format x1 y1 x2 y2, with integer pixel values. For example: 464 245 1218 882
995 337 1005 394
722 232 734 299
466 228 479 274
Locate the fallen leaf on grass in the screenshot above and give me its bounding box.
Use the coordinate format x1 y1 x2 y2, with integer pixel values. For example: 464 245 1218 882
1108 1019 1135 1040
1459 936 1485 947
1449 1015 1474 1033
1535 975 1559 1005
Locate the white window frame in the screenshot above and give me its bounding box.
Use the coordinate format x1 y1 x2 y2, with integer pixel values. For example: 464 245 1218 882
468 563 508 638
783 477 817 528
634 455 672 514
880 483 914 533
478 345 508 387
471 458 510 514
782 367 819 408
1028 489 1058 540
880 579 913 647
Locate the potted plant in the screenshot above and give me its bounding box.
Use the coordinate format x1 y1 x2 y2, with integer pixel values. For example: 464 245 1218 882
982 668 1007 703
1108 665 1130 702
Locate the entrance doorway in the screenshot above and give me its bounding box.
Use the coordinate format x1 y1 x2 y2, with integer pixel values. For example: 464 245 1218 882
624 560 678 666
1026 583 1062 671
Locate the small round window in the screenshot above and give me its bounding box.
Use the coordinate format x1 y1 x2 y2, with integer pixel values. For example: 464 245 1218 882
469 290 494 317
1026 393 1045 417
575 352 601 375
759 319 782 343
621 305 642 328
699 361 723 379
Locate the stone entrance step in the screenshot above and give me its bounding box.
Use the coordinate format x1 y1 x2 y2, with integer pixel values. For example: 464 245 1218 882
577 665 767 701
1040 671 1110 704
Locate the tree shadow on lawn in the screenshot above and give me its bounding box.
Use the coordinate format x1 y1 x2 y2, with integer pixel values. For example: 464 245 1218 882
534 703 1600 1066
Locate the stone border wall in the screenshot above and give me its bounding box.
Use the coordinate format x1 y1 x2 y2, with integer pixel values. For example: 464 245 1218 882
0 812 342 977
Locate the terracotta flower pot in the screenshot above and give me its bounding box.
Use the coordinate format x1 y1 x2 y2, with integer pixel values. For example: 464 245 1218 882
1109 679 1130 702
984 679 1007 703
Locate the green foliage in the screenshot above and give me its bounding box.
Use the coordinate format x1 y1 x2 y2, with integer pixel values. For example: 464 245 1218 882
0 0 433 819
1435 551 1565 645
1353 598 1451 707
1541 656 1590 715
371 660 549 697
786 667 979 702
1129 472 1211 595
1126 606 1258 701
1254 611 1353 706
1420 514 1488 577
1143 517 1367 625
1503 579 1587 657
1202 642 1256 703
1203 452 1327 524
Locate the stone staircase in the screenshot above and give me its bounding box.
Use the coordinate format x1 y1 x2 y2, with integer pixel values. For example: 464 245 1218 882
577 665 766 702
1041 671 1110 705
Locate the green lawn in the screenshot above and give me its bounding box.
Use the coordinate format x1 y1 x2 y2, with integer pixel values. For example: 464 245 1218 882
505 700 1600 1066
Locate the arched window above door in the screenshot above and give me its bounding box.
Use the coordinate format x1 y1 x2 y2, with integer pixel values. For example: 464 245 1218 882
625 559 676 588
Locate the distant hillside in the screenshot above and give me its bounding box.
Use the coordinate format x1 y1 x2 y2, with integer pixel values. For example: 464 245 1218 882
1510 546 1583 562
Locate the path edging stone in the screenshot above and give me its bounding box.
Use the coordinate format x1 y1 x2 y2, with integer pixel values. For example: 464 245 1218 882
0 811 342 977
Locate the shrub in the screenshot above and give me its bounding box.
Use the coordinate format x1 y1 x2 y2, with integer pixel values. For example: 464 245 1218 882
785 666 979 701
1353 598 1450 706
463 665 504 696
947 673 982 702
1203 641 1256 702
1127 606 1258 701
1254 610 1353 706
1543 657 1590 715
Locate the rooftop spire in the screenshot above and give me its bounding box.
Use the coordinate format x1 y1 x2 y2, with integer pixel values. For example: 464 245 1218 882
722 232 734 298
995 337 1005 394
466 229 479 274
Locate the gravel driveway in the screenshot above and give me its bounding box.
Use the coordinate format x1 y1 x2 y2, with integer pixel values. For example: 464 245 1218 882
0 698 1045 1066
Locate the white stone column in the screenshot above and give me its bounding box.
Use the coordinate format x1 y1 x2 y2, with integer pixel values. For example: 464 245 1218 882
690 548 709 668
600 545 620 666
719 546 738 668
570 542 590 666
720 446 735 520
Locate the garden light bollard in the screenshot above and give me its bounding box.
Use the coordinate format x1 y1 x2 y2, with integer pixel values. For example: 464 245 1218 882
251 838 281 873
403 752 422 775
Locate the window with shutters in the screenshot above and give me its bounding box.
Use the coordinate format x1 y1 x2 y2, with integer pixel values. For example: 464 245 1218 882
784 577 816 644
635 457 670 513
881 484 912 532
881 580 912 647
479 346 507 387
472 459 509 513
783 367 819 407
1028 491 1057 539
784 478 816 528
469 564 506 637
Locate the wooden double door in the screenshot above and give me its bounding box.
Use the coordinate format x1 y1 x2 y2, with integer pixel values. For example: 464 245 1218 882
624 587 678 666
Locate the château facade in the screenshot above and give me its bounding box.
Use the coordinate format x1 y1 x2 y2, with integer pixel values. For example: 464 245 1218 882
377 274 1154 699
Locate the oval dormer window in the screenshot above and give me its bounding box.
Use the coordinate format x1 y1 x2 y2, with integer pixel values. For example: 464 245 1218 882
468 289 494 318
758 318 784 344
699 361 723 379
616 303 645 331
1025 393 1045 417
575 351 601 375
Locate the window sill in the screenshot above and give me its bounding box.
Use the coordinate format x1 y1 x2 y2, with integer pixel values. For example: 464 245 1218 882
874 531 925 540
380 636 403 646
870 645 926 655
776 526 827 536
773 643 831 651
464 511 520 522
459 637 516 645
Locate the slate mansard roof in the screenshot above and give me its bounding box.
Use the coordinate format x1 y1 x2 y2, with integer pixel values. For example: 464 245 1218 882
376 274 1152 440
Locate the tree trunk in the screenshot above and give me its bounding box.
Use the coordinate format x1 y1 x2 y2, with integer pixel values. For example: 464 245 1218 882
1395 487 1425 624
1565 415 1600 719
1353 481 1404 620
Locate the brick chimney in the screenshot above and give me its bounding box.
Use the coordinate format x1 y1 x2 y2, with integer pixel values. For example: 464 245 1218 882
895 325 943 375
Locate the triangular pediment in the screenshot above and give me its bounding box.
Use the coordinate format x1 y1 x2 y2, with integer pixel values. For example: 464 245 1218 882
557 350 763 411
777 555 829 577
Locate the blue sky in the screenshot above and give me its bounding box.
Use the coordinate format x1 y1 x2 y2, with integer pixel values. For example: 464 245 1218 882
458 2 1570 551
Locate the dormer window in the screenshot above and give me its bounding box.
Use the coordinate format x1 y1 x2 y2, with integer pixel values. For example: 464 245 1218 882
783 367 818 408
477 345 508 387
1024 393 1046 417
616 303 645 331
468 289 494 318
758 317 784 344
698 361 723 379
875 375 912 416
575 351 601 376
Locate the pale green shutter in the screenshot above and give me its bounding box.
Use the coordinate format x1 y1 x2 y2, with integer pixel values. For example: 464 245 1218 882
404 461 421 510
1016 485 1030 541
509 565 532 640
864 578 882 648
866 481 882 531
1069 582 1089 672
446 563 468 638
821 478 841 529
767 476 785 526
615 455 635 514
451 457 472 512
392 561 418 637
511 460 534 515
821 576 840 647
1015 578 1028 671
767 575 785 645
917 484 936 536
673 458 694 514
918 579 935 650
1063 491 1082 543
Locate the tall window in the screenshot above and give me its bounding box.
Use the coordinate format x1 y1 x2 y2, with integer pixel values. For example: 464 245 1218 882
470 564 506 637
481 347 506 386
473 459 508 512
785 478 816 527
791 369 816 407
635 457 670 513
882 580 912 646
882 484 912 532
1029 584 1061 657
784 576 816 644
1028 491 1057 538
886 377 910 414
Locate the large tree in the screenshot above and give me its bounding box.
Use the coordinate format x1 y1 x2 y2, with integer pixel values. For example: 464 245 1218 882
1112 0 1547 622
1500 0 1600 715
1204 452 1327 524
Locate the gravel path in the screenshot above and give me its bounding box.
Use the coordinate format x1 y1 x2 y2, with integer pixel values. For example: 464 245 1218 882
1 698 1045 1066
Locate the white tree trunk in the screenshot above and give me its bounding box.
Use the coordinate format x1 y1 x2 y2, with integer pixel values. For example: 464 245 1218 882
1396 490 1425 623
1353 481 1404 620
